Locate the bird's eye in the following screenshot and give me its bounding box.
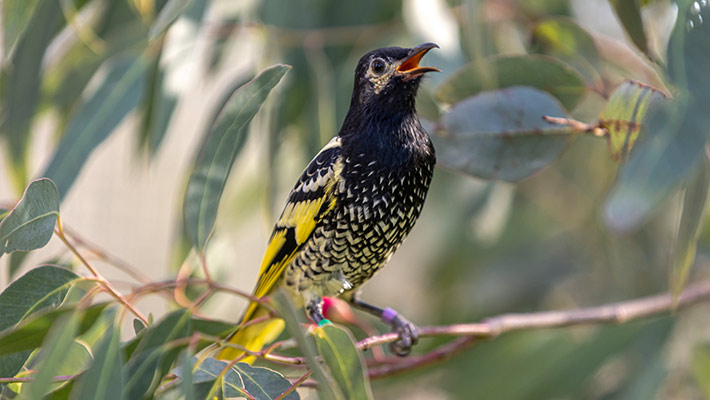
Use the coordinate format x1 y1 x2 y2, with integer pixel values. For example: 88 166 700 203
370 58 386 75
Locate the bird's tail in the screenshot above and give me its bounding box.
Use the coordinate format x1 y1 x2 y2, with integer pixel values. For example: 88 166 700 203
217 304 285 364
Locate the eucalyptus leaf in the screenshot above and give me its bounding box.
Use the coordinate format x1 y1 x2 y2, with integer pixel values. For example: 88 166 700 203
1 0 41 57
435 55 586 111
670 158 710 296
605 1 710 232
233 363 300 400
183 64 290 251
123 310 193 398
0 265 79 377
599 80 668 161
173 356 243 398
532 16 603 87
609 0 650 58
17 312 81 400
604 99 707 232
72 324 125 400
0 303 108 358
272 290 341 400
0 178 60 256
434 86 574 182
42 54 151 200
691 343 710 398
313 324 372 400
0 0 65 189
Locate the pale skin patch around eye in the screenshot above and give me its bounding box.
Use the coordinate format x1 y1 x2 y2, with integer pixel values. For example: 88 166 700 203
365 60 397 94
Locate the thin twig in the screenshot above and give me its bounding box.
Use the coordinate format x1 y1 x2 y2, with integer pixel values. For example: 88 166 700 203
543 115 607 137
55 218 149 325
276 371 312 400
61 224 152 283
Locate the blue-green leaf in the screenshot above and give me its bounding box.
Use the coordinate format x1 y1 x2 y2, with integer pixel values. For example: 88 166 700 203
0 265 80 377
183 64 290 251
272 290 340 400
42 54 151 200
233 363 299 400
434 86 574 182
0 178 60 256
435 55 586 111
73 324 125 400
17 312 81 400
313 324 372 400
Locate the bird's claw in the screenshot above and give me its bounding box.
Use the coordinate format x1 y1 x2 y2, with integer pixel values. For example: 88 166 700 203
389 315 419 357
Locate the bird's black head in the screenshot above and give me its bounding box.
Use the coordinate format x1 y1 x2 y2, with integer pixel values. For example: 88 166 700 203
347 43 440 115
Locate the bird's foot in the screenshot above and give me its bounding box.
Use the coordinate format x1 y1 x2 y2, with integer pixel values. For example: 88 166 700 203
382 307 419 356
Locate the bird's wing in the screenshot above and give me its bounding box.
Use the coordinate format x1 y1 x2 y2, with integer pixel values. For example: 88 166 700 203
242 137 343 322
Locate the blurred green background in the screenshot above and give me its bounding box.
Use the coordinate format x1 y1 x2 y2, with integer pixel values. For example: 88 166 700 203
1 0 709 398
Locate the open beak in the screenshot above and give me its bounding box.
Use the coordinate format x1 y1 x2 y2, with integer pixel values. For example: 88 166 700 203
397 42 441 80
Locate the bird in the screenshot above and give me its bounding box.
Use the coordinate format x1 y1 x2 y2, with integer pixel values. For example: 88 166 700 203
218 43 439 363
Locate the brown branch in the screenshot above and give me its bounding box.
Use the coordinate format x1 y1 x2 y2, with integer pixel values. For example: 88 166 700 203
61 224 152 284
361 280 710 379
54 217 149 325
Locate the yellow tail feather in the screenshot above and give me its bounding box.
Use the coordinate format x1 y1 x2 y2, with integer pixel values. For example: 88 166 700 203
217 306 285 364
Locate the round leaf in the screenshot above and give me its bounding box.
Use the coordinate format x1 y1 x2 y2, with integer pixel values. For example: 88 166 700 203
434 86 574 182
0 178 60 256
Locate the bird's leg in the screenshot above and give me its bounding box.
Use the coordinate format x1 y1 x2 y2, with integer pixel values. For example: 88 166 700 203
349 296 419 356
305 296 330 326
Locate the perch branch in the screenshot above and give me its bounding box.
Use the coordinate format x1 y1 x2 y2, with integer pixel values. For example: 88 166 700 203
362 280 710 378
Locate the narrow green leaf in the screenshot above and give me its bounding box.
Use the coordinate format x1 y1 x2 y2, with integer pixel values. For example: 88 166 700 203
313 325 373 400
668 0 710 107
604 99 707 232
670 157 710 296
435 55 586 111
0 303 108 358
17 312 81 400
73 324 125 400
1 0 66 191
532 16 603 87
1 0 41 56
0 178 60 256
123 310 194 398
179 353 197 400
42 54 151 200
434 86 574 182
599 80 668 161
605 1 710 232
148 0 195 40
233 363 300 400
691 343 710 398
183 64 290 251
0 265 79 377
133 319 147 335
140 0 208 157
609 0 650 57
272 290 341 400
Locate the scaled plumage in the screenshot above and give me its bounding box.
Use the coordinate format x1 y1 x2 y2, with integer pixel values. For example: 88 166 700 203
219 43 439 362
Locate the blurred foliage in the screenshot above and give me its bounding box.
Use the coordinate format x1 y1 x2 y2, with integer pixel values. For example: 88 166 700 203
1 0 710 399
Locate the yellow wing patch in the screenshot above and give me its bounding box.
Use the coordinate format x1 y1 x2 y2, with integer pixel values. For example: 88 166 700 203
239 138 343 323
279 197 327 243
